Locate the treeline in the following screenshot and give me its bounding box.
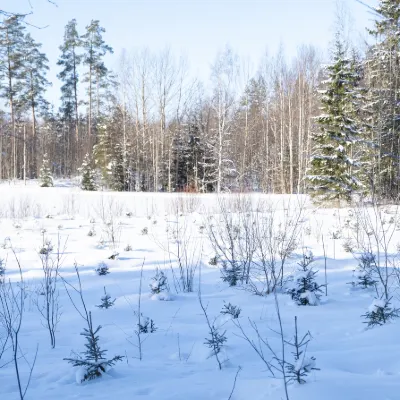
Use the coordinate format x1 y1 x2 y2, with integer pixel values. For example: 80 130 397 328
1 1 399 200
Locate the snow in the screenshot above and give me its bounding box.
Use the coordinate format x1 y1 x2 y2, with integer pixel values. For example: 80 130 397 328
1 180 400 399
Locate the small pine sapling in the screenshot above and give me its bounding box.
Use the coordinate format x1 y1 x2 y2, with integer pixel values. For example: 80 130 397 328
96 287 115 309
204 325 227 365
79 153 98 191
137 316 157 334
221 302 241 319
149 269 169 294
39 154 54 187
285 316 319 384
0 258 5 282
221 261 242 287
95 262 110 276
287 250 324 306
349 252 377 290
64 312 123 382
362 297 400 328
209 255 218 266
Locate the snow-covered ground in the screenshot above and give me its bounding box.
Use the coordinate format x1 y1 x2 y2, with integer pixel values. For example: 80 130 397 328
1 181 400 400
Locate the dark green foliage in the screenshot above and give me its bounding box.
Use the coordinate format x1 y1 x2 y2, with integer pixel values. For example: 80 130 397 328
138 316 157 334
220 302 241 319
362 297 400 328
287 250 324 306
64 312 123 382
79 153 97 191
349 252 377 290
285 316 319 384
95 262 109 276
307 36 361 204
204 326 227 357
149 269 168 294
96 287 115 309
221 260 242 287
39 154 53 187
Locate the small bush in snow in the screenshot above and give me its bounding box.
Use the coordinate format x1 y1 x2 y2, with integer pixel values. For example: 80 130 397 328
39 240 53 256
138 316 157 334
204 326 227 360
64 312 123 382
362 297 400 328
287 250 324 306
349 252 377 290
285 316 319 384
342 237 355 253
141 227 148 235
221 260 242 287
0 259 5 282
149 269 168 295
96 287 115 309
124 244 132 251
221 302 241 319
87 227 96 237
209 255 218 266
96 262 110 276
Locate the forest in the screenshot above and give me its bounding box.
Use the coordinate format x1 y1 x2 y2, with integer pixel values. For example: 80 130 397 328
0 1 398 203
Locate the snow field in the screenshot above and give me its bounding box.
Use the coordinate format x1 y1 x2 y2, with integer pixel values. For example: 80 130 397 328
0 183 400 400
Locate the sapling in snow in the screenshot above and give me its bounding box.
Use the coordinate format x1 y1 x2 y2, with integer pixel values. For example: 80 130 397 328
95 262 110 276
362 297 400 328
78 153 97 191
96 287 115 309
62 265 123 382
221 302 241 319
39 154 53 187
221 260 242 287
149 268 169 294
285 316 319 384
64 311 123 382
287 250 324 306
0 259 5 282
348 252 377 290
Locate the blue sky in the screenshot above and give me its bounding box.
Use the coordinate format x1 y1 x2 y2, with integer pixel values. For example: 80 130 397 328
3 0 377 106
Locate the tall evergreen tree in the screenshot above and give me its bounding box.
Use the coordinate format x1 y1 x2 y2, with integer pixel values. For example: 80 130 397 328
307 36 361 204
19 33 50 178
363 0 400 200
81 20 113 138
57 19 82 167
0 15 26 180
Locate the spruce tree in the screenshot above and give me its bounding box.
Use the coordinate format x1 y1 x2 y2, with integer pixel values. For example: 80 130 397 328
39 153 53 187
363 0 400 200
79 153 97 191
307 36 361 204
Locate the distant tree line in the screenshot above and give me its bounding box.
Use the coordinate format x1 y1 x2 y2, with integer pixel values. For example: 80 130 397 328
0 1 399 202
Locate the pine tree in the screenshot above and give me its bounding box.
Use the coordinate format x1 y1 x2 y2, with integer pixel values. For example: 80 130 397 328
0 16 26 180
78 153 97 191
307 36 361 204
81 20 113 137
39 153 53 187
57 19 82 162
19 33 50 178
